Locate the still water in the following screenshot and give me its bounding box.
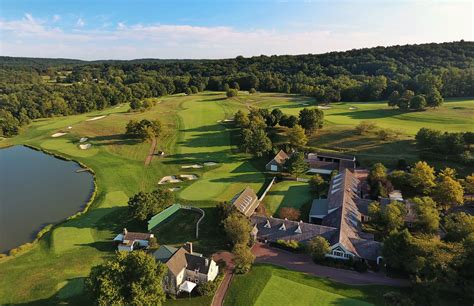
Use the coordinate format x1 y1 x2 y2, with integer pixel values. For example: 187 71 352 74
0 146 94 253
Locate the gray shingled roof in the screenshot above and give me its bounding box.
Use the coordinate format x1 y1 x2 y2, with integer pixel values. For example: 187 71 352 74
185 253 211 274
231 187 259 217
251 215 338 243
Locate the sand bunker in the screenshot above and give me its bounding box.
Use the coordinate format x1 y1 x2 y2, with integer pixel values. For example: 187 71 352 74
51 132 67 138
182 164 203 169
223 119 234 122
317 105 332 110
203 162 218 166
179 174 198 180
169 187 182 192
158 176 182 185
68 126 72 129
86 115 106 121
348 106 358 110
79 137 88 143
79 144 91 150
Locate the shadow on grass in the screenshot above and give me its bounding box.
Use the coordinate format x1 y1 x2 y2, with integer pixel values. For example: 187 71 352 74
86 134 142 146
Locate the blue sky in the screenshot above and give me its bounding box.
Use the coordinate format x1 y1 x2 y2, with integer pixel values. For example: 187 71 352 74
0 0 472 60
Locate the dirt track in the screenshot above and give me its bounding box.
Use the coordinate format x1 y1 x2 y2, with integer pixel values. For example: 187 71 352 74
144 138 157 166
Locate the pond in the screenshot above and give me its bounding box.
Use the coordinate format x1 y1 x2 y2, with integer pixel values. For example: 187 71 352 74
0 146 94 254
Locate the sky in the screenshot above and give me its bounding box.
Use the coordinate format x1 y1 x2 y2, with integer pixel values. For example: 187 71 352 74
0 0 472 60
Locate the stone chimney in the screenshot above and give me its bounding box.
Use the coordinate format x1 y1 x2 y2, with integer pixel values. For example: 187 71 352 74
205 258 209 267
184 242 193 254
123 228 128 236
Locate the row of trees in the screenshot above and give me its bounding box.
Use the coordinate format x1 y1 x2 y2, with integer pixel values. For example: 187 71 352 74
216 202 255 274
415 128 473 162
387 89 443 110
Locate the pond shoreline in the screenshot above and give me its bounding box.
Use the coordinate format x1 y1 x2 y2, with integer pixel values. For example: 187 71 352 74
0 144 98 258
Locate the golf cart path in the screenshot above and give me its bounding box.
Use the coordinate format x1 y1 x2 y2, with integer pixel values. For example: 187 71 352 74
211 251 235 306
144 138 157 166
252 243 410 287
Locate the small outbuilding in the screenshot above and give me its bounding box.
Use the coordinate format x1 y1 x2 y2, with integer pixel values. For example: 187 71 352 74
113 228 154 252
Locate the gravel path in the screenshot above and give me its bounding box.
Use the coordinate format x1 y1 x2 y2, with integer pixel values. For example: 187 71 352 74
144 138 157 166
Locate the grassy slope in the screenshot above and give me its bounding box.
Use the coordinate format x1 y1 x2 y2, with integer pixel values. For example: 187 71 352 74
225 264 406 306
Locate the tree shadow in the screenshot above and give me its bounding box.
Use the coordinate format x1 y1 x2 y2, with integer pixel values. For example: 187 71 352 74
331 109 403 120
86 134 142 146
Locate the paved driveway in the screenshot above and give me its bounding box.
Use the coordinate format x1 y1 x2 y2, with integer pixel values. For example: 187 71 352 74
252 243 410 287
211 251 235 306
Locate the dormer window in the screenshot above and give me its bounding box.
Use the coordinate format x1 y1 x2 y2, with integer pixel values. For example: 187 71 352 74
294 225 302 234
264 220 271 228
279 223 286 231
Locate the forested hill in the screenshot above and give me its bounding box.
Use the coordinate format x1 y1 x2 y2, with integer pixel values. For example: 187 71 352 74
1 41 473 136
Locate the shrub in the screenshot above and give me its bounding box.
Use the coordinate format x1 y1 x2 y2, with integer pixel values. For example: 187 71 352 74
353 260 368 273
249 88 257 94
377 128 399 141
196 274 223 296
307 236 330 262
276 239 301 251
226 89 238 98
355 121 377 135
279 207 301 221
233 243 255 274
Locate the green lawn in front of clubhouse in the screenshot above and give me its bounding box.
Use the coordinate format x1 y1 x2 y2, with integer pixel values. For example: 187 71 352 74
225 264 406 306
262 180 313 217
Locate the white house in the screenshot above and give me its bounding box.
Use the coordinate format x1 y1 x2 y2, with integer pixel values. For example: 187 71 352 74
113 228 154 252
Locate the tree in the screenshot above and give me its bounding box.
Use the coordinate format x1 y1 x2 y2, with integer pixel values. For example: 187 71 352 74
234 110 249 128
279 114 298 128
270 108 283 125
426 89 443 108
387 90 400 107
433 175 464 211
444 212 474 242
286 152 308 177
287 124 307 148
249 88 257 94
382 229 414 271
239 127 272 157
307 236 330 262
128 188 174 222
410 161 436 195
85 251 167 306
309 174 328 197
279 207 301 221
411 197 440 233
125 119 162 141
409 95 427 110
232 243 255 274
298 108 324 134
465 173 474 194
223 213 252 246
381 201 406 234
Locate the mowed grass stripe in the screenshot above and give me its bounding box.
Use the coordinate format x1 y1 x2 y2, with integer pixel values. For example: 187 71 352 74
255 275 373 306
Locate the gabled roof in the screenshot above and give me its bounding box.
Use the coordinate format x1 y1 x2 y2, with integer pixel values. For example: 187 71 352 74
266 150 289 167
322 169 381 260
164 248 189 276
123 232 153 241
153 245 179 263
251 215 338 243
230 187 259 217
185 253 212 274
309 199 329 217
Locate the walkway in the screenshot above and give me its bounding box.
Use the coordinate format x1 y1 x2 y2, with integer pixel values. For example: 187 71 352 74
252 243 410 287
211 251 235 306
144 137 157 166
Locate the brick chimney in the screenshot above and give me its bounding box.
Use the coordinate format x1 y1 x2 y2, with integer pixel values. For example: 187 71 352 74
123 228 128 236
184 242 193 254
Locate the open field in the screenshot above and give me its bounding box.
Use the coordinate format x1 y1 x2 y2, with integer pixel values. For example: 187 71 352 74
262 180 313 217
0 91 471 304
225 264 405 306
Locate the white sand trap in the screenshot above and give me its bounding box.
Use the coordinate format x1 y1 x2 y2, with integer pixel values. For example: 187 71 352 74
79 137 88 143
203 162 218 166
158 176 182 185
179 174 198 180
51 132 67 138
79 144 91 150
68 126 72 129
216 120 222 123
317 105 332 110
182 164 203 169
169 187 182 192
348 106 358 110
86 115 106 121
223 119 234 122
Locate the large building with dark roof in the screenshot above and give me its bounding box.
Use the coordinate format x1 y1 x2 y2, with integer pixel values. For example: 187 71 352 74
253 169 382 263
230 186 260 217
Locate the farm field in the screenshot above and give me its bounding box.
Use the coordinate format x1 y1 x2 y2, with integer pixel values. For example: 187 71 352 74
225 264 403 306
0 91 471 304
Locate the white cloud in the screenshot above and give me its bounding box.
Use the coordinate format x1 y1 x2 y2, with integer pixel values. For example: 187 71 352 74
76 18 85 27
52 14 61 22
0 11 471 60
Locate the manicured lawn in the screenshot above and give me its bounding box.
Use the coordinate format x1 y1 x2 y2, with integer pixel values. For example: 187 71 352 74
262 181 313 217
225 264 406 306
